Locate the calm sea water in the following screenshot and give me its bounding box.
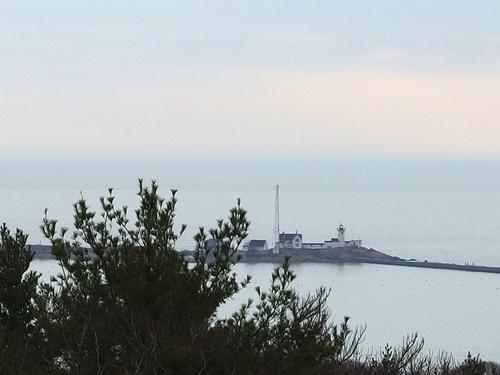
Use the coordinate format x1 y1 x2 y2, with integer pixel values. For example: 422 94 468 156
4 158 500 359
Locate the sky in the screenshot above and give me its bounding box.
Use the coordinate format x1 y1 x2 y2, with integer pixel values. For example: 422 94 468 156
1 1 499 160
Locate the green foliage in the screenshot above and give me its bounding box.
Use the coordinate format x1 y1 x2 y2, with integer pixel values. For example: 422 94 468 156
0 180 496 374
370 334 425 375
38 180 253 374
211 257 365 374
0 224 38 331
0 223 47 374
458 352 486 375
35 180 365 374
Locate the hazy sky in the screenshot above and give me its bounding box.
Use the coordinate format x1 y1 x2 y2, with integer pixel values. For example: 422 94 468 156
1 1 499 159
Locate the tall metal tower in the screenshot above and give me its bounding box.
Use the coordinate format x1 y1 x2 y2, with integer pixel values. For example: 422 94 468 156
273 185 280 252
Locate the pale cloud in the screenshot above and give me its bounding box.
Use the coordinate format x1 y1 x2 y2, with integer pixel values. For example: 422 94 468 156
1 1 499 161
295 35 337 44
2 69 499 158
369 49 408 61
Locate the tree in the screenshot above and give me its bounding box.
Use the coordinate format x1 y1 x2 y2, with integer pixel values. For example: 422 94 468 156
39 180 253 374
0 223 47 374
209 257 365 374
38 180 363 374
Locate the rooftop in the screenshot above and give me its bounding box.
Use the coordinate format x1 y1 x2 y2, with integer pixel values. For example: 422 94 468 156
279 233 303 241
248 240 267 247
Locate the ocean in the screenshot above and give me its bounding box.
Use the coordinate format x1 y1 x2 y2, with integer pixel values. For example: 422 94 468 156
3 158 500 359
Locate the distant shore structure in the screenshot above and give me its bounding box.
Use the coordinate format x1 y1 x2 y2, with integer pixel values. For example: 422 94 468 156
275 225 361 250
247 240 268 253
273 184 280 253
267 185 362 253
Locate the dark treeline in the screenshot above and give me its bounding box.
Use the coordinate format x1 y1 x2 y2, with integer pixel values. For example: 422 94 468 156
0 180 497 374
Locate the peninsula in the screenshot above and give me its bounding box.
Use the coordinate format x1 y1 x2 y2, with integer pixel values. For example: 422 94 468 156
30 244 500 275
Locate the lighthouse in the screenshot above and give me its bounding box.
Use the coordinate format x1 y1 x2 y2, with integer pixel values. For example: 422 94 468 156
337 224 346 247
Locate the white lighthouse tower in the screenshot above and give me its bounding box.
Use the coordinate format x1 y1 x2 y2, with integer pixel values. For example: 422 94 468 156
337 224 346 247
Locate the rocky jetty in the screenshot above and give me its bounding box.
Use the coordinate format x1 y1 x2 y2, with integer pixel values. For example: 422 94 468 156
30 244 500 274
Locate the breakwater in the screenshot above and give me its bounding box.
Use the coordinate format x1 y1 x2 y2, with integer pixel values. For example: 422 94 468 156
30 245 500 274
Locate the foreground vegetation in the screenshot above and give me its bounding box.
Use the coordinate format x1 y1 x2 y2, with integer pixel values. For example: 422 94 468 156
0 181 497 374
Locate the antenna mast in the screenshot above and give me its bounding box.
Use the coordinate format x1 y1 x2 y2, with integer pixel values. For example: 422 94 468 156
274 185 280 251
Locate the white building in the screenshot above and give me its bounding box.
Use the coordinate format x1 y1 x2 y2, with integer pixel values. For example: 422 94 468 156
278 232 303 249
247 240 268 253
270 224 361 252
302 224 362 250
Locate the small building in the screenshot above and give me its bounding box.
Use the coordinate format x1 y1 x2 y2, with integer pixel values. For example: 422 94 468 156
303 224 362 250
278 232 303 249
346 239 362 247
247 240 268 253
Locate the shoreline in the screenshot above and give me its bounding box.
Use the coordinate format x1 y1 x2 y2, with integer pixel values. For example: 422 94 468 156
30 244 500 275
